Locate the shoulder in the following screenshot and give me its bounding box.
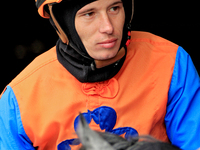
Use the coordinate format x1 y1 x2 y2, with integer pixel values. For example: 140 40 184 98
9 46 64 88
125 31 179 67
130 31 177 45
129 31 179 53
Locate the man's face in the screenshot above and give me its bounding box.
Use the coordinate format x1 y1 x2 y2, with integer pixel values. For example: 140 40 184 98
75 0 125 60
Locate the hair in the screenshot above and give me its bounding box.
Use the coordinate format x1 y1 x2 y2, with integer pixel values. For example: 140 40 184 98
79 131 181 150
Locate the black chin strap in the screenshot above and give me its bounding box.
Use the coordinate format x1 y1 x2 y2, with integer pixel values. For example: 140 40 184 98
49 4 69 44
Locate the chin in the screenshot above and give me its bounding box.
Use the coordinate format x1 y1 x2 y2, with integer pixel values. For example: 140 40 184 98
93 50 119 60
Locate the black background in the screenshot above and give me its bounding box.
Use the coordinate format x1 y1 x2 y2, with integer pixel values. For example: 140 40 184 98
0 0 199 91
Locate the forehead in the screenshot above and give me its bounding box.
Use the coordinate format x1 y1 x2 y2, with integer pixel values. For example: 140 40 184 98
78 0 123 11
84 0 122 6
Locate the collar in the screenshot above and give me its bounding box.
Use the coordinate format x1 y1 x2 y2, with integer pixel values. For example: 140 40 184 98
56 39 127 83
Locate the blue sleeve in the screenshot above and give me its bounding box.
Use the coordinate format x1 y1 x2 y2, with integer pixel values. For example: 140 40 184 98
165 46 200 150
0 86 35 150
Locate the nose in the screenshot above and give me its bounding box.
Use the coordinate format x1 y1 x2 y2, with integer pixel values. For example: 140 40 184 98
99 13 114 35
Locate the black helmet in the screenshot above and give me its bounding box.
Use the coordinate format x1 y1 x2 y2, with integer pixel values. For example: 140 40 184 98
36 0 134 50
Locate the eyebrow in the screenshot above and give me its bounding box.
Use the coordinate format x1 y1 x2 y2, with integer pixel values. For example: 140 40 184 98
77 0 123 15
78 8 95 15
110 1 123 7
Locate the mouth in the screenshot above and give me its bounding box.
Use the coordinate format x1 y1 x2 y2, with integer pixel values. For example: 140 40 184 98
98 38 118 49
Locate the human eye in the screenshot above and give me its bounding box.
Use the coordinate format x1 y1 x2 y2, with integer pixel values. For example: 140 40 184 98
109 4 122 15
110 6 120 12
84 11 95 18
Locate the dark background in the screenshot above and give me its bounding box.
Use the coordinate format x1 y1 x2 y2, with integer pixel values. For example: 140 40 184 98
0 0 199 91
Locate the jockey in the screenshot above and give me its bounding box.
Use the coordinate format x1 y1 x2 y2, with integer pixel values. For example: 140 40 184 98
0 0 200 149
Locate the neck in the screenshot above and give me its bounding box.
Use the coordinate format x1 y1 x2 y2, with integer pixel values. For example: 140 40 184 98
56 39 127 83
